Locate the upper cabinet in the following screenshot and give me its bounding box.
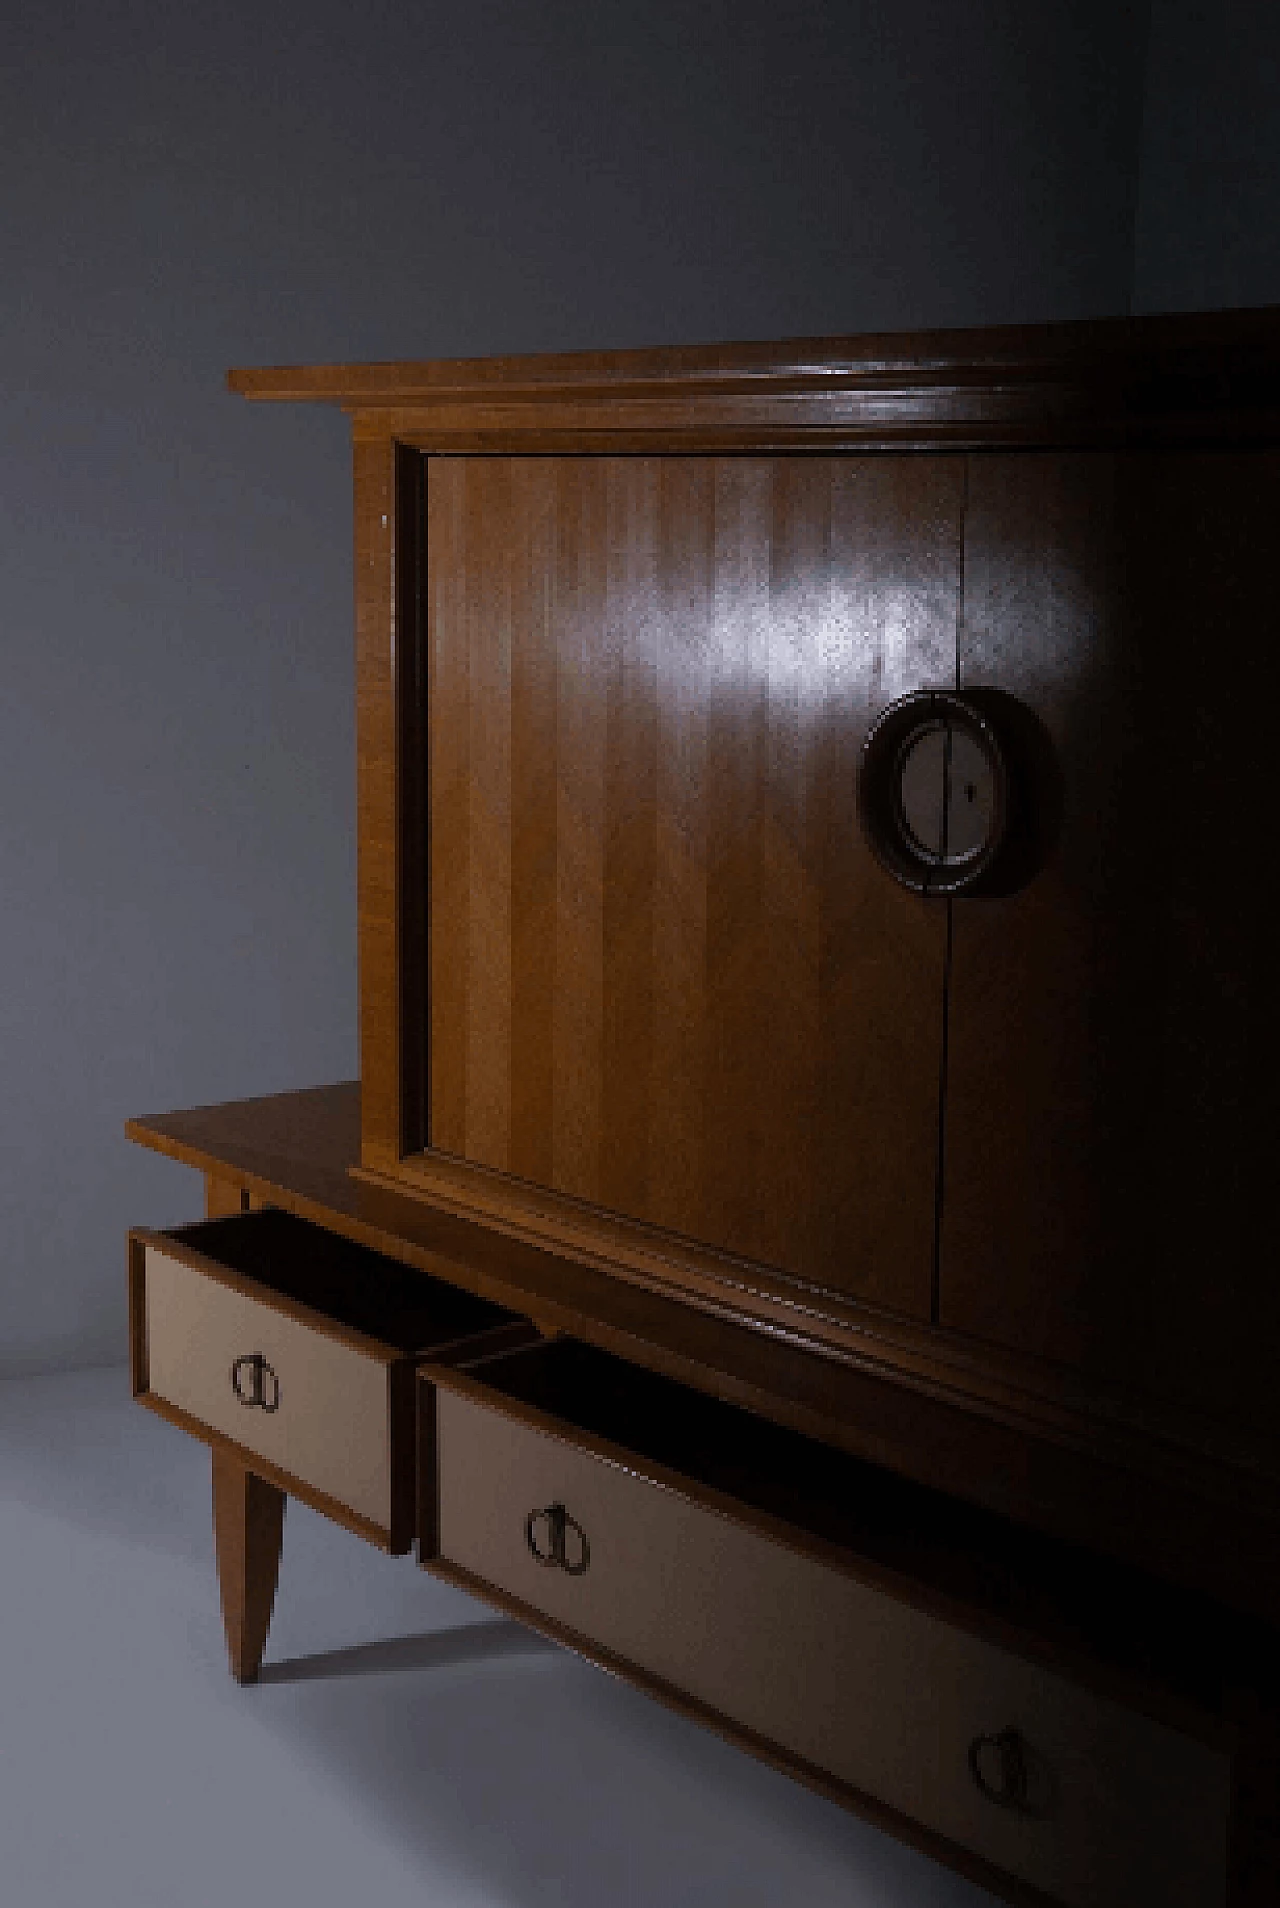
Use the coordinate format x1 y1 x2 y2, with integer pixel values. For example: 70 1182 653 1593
229 309 1280 1509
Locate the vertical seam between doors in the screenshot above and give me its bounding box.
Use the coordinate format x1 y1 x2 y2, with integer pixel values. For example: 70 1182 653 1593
931 455 968 1326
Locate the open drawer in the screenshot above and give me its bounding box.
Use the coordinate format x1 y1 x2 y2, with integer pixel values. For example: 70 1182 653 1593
129 1207 531 1551
418 1337 1237 1908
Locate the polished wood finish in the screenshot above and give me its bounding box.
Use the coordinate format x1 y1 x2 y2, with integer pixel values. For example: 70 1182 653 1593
211 1449 286 1684
322 313 1280 1594
421 452 954 1310
945 449 1280 1439
329 315 1280 1539
126 1084 1280 1624
227 306 1280 451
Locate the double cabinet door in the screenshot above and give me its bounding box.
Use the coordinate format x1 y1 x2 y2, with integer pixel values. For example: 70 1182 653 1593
419 449 1278 1437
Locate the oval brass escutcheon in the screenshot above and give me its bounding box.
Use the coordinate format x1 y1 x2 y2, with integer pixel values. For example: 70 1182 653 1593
859 691 1011 895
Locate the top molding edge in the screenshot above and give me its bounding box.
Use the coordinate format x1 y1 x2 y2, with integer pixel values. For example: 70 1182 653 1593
226 308 1280 448
227 307 1280 402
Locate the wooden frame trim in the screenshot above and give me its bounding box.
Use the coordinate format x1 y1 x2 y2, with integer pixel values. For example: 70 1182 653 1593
350 409 1280 455
354 432 401 1171
417 1359 1238 1750
355 437 431 1173
394 441 429 1160
356 1150 1280 1500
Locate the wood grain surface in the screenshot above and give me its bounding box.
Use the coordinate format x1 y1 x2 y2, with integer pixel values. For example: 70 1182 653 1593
424 453 958 1314
944 450 1280 1440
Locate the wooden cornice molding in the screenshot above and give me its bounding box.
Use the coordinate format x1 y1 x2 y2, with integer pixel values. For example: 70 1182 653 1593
227 305 1280 450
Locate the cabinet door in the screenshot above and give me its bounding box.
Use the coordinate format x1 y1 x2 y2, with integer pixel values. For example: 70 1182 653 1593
942 450 1280 1436
424 455 960 1317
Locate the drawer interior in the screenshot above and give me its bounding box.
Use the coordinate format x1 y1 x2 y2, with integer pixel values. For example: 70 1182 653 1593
436 1335 1266 1720
164 1208 520 1354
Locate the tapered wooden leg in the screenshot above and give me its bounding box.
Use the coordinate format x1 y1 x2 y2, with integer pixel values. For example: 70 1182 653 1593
211 1449 286 1684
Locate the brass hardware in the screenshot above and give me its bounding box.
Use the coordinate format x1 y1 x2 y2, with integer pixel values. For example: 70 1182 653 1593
968 1726 1056 1818
525 1501 590 1575
858 690 1010 896
230 1353 280 1412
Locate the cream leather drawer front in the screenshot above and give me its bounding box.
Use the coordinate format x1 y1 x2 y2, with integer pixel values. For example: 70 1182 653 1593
435 1385 1231 1908
145 1244 392 1529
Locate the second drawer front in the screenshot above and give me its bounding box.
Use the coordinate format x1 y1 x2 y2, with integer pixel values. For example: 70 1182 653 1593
434 1386 1231 1908
145 1245 392 1528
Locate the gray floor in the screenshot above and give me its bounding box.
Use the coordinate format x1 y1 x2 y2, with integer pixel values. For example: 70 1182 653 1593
1 1367 995 1908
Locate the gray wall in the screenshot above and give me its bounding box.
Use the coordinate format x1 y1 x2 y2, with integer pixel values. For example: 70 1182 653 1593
0 0 1167 1372
1133 0 1280 311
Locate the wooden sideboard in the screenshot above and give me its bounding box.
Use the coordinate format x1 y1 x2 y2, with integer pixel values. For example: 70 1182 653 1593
127 311 1280 1906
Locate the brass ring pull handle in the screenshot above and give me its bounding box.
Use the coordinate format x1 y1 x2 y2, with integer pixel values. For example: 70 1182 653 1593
230 1353 280 1413
858 691 1010 896
525 1501 590 1575
968 1726 1056 1818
